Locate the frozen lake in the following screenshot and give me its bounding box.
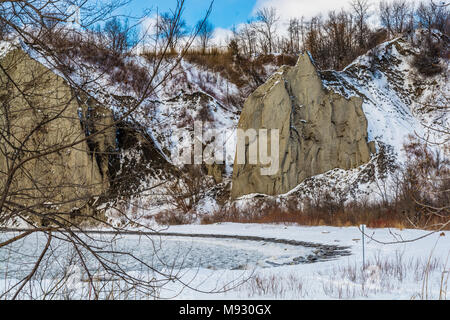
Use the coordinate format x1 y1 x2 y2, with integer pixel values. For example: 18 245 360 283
0 230 334 282
1 224 448 300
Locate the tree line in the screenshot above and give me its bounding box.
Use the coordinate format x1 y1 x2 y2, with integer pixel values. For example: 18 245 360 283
83 0 448 73
227 0 448 71
4 0 444 73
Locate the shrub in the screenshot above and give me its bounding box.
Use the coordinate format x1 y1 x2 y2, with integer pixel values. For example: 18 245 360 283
412 33 446 77
156 165 215 225
413 50 443 77
39 29 150 94
202 137 449 230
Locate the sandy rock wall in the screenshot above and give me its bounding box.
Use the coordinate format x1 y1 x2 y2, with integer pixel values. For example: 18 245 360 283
231 53 373 198
0 49 114 220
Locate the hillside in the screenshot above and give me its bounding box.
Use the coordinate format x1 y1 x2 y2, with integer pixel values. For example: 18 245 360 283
0 31 448 228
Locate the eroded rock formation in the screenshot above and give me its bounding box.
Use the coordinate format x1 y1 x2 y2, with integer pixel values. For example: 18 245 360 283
0 47 177 224
231 53 374 198
0 48 114 220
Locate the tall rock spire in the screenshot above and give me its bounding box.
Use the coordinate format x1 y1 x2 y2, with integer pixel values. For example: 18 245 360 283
231 53 373 198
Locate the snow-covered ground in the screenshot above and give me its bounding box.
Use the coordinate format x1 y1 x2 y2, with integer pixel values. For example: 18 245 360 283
323 36 449 162
2 34 448 218
159 224 449 300
1 34 448 300
1 223 448 300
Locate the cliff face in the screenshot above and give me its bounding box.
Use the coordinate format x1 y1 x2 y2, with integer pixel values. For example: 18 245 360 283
0 49 114 219
231 53 374 198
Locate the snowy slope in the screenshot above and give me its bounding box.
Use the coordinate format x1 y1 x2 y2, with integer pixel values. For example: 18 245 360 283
322 37 449 160
1 34 448 214
233 37 449 206
4 37 240 162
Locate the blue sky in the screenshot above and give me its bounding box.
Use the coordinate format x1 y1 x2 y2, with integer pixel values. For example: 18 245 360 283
116 0 362 30
119 0 257 30
113 0 373 45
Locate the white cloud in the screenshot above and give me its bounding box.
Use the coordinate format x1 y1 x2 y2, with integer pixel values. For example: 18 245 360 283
140 14 158 37
253 0 419 23
211 27 234 47
252 0 353 21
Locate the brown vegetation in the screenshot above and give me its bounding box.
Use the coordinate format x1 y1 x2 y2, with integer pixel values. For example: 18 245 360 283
200 136 449 230
40 30 151 94
0 0 233 300
155 165 215 225
228 0 448 73
183 48 297 89
200 201 431 230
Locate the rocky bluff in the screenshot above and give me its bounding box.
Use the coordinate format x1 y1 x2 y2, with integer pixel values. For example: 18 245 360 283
0 48 169 222
232 53 374 198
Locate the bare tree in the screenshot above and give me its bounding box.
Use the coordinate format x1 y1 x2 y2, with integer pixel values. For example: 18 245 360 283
392 0 414 34
411 92 450 232
156 9 188 52
239 21 258 56
102 17 137 54
0 0 240 300
287 18 301 53
379 0 394 36
363 91 449 245
379 0 414 37
350 0 371 48
323 10 356 69
196 19 214 54
417 0 449 35
255 7 279 54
